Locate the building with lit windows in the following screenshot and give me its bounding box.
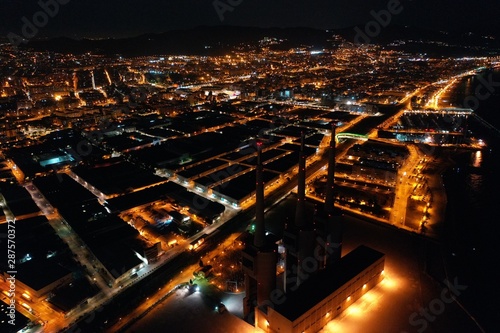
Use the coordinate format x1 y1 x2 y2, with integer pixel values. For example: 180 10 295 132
256 245 385 333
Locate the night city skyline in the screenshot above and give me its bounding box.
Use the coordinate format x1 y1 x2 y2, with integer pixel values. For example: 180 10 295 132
1 1 500 333
0 0 499 39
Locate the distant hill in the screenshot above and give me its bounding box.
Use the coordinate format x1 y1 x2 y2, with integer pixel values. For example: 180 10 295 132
19 25 500 57
19 26 331 56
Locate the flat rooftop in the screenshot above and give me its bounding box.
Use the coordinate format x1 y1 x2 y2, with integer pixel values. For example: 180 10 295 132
16 259 72 292
0 183 40 216
49 278 100 312
73 160 165 196
274 245 385 322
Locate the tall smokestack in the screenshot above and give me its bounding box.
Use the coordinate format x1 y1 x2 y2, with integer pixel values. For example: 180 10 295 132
73 72 78 91
294 132 306 228
91 70 96 90
325 124 336 214
254 141 265 248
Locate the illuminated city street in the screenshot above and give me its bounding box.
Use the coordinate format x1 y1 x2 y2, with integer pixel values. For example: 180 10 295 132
1 6 500 333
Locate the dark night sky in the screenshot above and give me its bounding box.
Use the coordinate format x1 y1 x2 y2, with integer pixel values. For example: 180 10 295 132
0 0 499 39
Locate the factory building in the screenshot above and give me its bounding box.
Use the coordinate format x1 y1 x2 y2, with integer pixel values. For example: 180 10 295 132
243 126 385 332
